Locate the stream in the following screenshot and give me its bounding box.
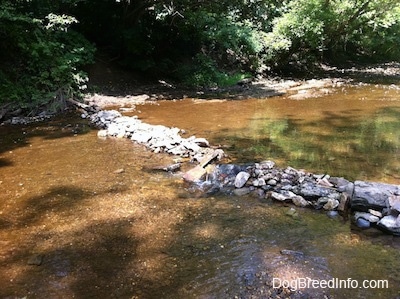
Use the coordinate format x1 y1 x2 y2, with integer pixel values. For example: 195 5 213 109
1 83 400 298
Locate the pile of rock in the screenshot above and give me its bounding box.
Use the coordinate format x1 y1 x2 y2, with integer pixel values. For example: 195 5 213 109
88 109 219 160
204 161 349 210
186 160 400 236
352 181 400 235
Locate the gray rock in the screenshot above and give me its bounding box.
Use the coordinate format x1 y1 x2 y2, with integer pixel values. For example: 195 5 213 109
252 178 266 187
323 198 339 210
292 195 309 207
352 181 399 212
298 182 340 200
356 217 371 229
354 212 380 223
234 171 251 188
377 215 400 235
258 160 275 169
233 187 251 196
326 211 339 218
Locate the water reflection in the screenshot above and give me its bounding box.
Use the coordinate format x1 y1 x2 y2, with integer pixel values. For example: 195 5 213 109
137 85 400 184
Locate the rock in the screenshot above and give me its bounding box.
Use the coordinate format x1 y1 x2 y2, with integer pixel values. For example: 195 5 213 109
337 193 350 212
28 254 43 266
286 208 299 218
233 187 251 196
298 182 340 200
183 165 207 182
280 249 304 257
266 179 277 186
268 190 295 202
368 209 383 218
323 198 339 210
327 211 339 218
97 130 108 138
356 217 371 229
259 160 275 169
113 168 125 174
235 171 251 188
389 194 400 213
193 137 210 147
292 195 309 207
377 215 400 235
352 181 399 212
354 212 380 223
252 178 266 187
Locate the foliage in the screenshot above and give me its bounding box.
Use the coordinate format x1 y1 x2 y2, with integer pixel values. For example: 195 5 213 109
0 1 95 112
2 0 400 110
264 0 400 67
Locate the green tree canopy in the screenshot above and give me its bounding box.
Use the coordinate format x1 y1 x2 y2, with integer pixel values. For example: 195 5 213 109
1 0 400 112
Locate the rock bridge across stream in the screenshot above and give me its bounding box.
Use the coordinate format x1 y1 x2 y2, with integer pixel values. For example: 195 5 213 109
87 108 400 236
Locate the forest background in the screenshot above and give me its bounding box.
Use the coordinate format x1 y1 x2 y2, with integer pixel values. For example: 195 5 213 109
1 0 400 114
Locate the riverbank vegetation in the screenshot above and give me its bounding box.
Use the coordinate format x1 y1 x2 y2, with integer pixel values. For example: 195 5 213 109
1 0 400 116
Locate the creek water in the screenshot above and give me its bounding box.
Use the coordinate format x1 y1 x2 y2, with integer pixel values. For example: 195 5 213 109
1 83 400 298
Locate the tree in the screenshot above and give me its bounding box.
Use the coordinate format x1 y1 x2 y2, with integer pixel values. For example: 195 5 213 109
0 0 94 113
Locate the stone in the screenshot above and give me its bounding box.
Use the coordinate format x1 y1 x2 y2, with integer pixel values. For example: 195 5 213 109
234 171 251 188
292 195 309 207
261 160 275 169
28 254 43 266
323 198 339 210
352 181 399 212
389 194 400 213
377 215 400 235
97 130 108 138
368 209 383 218
183 166 207 182
298 182 340 200
266 179 277 186
193 137 210 147
233 187 251 196
252 178 266 187
354 212 380 223
327 211 339 218
356 217 371 229
286 208 299 218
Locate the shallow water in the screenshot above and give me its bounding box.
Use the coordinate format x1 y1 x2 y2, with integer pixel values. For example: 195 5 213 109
1 84 400 298
136 84 400 184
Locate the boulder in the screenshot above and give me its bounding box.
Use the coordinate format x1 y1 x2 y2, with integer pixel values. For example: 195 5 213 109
352 181 400 212
377 215 400 235
234 171 251 188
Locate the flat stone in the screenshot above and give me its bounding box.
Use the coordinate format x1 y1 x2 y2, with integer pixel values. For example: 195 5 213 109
352 181 399 212
183 165 207 182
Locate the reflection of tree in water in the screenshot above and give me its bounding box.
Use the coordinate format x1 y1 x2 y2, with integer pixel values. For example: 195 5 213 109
230 106 400 182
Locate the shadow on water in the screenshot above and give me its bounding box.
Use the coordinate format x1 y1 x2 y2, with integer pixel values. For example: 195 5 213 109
0 113 94 169
4 180 400 299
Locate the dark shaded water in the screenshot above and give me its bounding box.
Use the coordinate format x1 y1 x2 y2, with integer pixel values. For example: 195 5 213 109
1 84 400 298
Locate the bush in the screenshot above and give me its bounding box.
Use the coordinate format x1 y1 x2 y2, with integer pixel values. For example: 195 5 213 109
0 2 95 113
